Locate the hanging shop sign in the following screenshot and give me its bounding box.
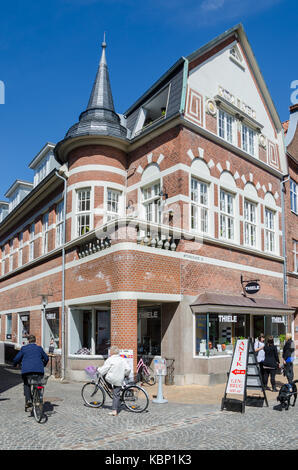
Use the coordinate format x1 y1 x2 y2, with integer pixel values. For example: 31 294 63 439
46 312 56 320
20 315 29 322
241 275 260 295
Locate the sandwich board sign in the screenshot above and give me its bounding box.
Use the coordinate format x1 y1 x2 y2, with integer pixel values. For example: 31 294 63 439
118 349 134 380
221 338 268 413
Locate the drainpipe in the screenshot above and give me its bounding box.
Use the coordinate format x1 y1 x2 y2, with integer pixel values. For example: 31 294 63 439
281 174 290 331
55 166 68 381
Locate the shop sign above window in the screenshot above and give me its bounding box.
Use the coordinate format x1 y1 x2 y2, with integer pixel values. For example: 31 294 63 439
218 315 237 323
272 316 285 324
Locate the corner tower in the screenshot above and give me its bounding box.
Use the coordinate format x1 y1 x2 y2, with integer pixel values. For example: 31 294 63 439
54 36 128 240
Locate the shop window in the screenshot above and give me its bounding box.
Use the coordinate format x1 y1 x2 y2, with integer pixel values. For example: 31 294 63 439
96 310 110 355
69 309 110 356
44 309 60 350
18 313 30 346
195 313 249 356
138 306 161 356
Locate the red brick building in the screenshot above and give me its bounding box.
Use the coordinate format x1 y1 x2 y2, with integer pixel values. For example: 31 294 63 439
283 104 298 357
0 24 294 384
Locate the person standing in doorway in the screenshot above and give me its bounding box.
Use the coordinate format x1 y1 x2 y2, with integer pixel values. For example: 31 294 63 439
254 333 265 382
283 333 295 383
263 336 280 392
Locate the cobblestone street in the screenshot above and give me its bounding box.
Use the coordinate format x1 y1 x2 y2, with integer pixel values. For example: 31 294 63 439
1 365 297 451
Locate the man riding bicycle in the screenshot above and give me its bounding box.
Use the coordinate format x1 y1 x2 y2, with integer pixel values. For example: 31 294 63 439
13 334 49 411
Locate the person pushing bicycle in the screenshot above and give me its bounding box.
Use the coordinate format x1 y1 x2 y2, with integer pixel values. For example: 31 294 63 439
13 334 49 411
97 345 131 416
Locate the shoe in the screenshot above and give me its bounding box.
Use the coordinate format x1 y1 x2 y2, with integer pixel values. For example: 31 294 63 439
265 386 271 391
25 401 32 411
108 411 118 416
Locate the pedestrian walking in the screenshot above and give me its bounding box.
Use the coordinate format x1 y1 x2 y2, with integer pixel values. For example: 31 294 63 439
282 333 295 383
254 333 265 380
97 345 131 416
13 334 49 410
263 336 280 392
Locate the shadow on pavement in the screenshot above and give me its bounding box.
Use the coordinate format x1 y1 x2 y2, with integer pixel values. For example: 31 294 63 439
0 364 22 394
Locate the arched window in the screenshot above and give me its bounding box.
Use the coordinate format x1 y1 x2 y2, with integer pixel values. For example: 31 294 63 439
243 183 258 248
190 159 211 234
141 164 161 224
219 172 237 242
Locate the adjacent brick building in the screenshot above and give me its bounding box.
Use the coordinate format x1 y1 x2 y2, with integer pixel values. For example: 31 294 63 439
0 24 295 384
283 104 298 357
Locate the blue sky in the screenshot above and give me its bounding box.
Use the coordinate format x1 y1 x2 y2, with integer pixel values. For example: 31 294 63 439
0 0 297 199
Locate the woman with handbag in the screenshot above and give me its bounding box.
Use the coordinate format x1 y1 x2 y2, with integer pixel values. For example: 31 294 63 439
263 336 280 392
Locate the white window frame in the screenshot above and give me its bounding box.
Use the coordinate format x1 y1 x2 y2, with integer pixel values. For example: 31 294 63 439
18 232 23 267
1 246 6 276
56 201 64 248
242 124 256 157
9 239 14 272
218 109 235 145
290 179 297 214
76 188 91 237
142 181 162 224
42 213 50 255
29 223 35 262
34 156 49 187
293 240 298 273
106 188 122 221
190 177 209 234
264 207 276 253
219 189 235 241
244 199 257 248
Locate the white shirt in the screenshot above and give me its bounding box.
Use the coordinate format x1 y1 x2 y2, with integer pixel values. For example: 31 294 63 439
254 339 265 362
97 354 131 386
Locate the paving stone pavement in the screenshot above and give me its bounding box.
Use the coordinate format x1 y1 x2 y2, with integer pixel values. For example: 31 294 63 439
0 365 297 451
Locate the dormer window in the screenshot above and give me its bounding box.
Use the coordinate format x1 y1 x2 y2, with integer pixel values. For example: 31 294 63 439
134 85 170 135
34 155 49 187
5 181 33 213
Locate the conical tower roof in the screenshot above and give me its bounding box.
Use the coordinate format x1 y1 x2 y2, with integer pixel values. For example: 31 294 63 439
65 35 127 140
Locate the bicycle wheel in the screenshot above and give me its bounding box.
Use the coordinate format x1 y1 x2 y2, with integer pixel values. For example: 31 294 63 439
32 388 44 423
122 385 149 413
81 382 105 408
141 366 156 386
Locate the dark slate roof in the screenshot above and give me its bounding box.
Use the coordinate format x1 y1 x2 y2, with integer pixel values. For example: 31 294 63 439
64 37 127 141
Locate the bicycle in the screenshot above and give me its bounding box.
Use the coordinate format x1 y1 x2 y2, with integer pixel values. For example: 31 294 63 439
137 357 156 386
81 371 149 413
27 374 49 423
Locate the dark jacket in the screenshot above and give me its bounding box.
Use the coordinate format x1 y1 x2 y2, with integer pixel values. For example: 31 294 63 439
263 344 279 369
13 343 49 375
282 340 295 361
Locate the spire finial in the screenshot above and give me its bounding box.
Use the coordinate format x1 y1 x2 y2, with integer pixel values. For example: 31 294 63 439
102 32 106 48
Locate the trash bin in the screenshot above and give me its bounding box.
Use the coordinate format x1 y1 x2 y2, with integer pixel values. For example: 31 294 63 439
165 358 175 385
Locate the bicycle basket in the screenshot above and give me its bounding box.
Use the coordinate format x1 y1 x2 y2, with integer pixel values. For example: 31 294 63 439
27 375 49 385
84 366 98 380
